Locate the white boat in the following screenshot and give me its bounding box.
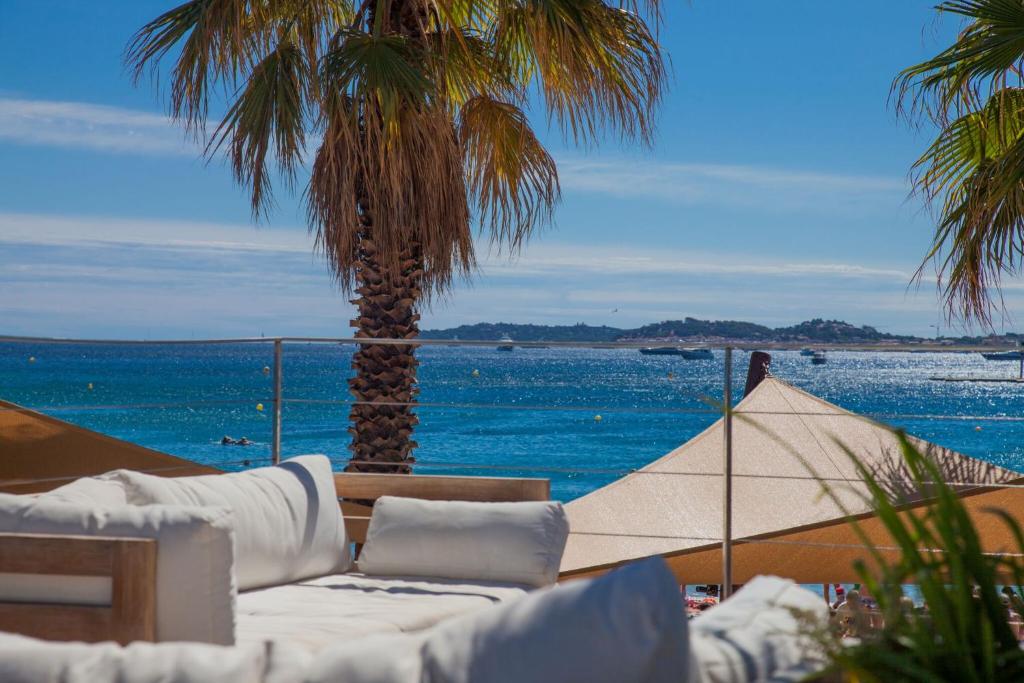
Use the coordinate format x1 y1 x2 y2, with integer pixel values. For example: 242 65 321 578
496 334 514 351
811 351 827 365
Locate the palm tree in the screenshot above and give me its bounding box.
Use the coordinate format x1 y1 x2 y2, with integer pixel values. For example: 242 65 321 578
127 0 664 472
896 0 1024 325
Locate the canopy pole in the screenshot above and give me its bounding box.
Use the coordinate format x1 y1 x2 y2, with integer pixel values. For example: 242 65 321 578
271 339 282 465
722 347 734 599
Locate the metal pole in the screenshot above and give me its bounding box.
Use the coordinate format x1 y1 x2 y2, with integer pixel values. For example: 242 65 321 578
722 346 734 600
272 339 282 465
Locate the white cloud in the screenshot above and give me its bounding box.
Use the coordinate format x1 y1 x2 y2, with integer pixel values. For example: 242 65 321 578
480 242 912 281
0 96 909 209
557 157 908 209
0 210 916 287
0 97 197 155
0 211 312 254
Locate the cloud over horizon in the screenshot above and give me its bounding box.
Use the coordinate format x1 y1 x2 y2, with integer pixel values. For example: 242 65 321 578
0 210 992 338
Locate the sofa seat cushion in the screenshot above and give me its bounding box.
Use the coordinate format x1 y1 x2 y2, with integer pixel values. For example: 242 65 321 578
235 572 528 652
0 631 310 683
304 558 689 683
117 454 350 591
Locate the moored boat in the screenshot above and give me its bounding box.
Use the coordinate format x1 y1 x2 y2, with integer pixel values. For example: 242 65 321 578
639 347 713 359
811 351 827 365
799 348 815 356
496 334 514 351
982 351 1024 361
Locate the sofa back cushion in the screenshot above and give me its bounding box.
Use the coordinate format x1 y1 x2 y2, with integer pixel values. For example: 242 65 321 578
39 475 127 507
117 455 350 591
0 494 236 644
357 497 569 587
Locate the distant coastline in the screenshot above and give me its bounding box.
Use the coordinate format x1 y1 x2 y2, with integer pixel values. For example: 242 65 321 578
422 317 1023 348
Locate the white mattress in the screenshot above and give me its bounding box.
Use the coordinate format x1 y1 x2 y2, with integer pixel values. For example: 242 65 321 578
235 572 528 651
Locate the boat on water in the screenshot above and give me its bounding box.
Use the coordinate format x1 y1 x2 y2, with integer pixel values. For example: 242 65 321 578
811 351 827 365
981 351 1024 361
496 334 514 351
639 347 714 359
799 348 815 356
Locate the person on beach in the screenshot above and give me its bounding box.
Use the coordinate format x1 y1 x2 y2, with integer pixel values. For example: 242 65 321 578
835 589 871 638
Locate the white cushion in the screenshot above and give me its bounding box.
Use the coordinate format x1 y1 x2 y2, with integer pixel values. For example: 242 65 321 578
689 575 829 683
357 497 568 587
117 455 350 591
0 494 236 644
236 572 527 652
40 475 127 507
307 557 689 683
0 632 302 683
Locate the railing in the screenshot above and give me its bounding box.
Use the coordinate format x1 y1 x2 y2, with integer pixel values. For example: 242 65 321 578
4 334 1024 593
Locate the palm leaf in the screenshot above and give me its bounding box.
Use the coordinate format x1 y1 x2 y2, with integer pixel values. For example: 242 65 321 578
897 1 1024 324
459 95 559 250
209 33 310 217
495 0 665 144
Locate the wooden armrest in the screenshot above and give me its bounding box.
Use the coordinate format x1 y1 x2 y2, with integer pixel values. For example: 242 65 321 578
0 533 157 644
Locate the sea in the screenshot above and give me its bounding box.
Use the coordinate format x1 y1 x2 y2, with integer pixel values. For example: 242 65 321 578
3 342 1024 502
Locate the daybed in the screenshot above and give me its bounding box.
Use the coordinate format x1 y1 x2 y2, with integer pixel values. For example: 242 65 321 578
0 455 829 681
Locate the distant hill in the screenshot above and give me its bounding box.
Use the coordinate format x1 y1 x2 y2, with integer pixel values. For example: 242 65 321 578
421 322 622 342
772 319 914 343
421 317 934 344
618 317 774 341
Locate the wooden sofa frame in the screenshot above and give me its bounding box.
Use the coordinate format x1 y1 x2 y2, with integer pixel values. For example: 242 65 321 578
0 533 157 644
0 472 550 644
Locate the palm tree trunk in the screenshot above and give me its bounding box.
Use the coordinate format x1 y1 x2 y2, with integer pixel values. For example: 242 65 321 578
345 0 426 474
345 195 422 474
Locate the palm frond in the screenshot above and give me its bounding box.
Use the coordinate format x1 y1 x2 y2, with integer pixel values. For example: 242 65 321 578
321 30 434 124
428 29 515 108
912 88 1024 323
208 32 310 218
894 0 1024 124
459 95 559 250
496 0 665 145
896 1 1024 324
126 0 256 134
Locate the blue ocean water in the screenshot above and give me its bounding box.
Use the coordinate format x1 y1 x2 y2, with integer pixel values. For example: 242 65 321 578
2 342 1024 501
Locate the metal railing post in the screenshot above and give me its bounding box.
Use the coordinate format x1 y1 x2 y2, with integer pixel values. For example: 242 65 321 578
722 346 734 599
271 339 282 465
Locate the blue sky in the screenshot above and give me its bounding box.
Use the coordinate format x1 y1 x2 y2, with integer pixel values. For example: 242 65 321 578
0 1 1010 338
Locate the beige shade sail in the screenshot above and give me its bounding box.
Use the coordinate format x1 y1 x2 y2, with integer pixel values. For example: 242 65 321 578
560 377 1022 582
0 399 218 495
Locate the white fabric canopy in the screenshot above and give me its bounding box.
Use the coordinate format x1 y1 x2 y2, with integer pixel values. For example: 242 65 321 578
561 377 1018 575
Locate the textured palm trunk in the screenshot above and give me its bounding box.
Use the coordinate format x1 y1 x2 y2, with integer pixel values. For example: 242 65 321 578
345 0 427 474
345 193 423 474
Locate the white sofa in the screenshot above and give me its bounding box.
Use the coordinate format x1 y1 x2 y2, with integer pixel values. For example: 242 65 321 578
0 456 567 648
0 455 829 681
0 563 828 683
